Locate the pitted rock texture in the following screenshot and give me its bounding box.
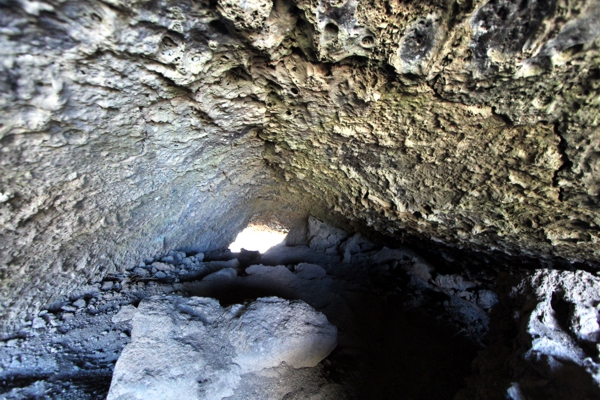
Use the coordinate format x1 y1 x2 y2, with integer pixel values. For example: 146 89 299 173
107 296 337 400
1 0 600 330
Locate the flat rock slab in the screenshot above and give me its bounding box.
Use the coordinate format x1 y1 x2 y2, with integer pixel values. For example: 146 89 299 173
107 296 337 400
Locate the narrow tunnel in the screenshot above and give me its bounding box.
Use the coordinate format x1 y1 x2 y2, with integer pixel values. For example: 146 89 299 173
1 0 600 399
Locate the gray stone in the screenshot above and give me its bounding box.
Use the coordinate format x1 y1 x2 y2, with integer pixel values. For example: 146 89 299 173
476 290 499 310
172 252 185 262
152 262 174 272
433 275 477 292
61 313 74 321
155 272 166 279
285 219 309 247
111 305 137 324
72 299 86 309
31 317 46 329
101 282 114 291
160 256 175 264
307 217 348 253
107 296 337 400
339 233 377 264
180 257 193 266
294 263 327 280
133 268 149 277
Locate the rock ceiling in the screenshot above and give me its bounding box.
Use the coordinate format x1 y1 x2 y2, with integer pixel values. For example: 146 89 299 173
1 0 599 327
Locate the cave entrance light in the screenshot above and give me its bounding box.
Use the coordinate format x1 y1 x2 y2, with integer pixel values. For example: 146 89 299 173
228 223 288 254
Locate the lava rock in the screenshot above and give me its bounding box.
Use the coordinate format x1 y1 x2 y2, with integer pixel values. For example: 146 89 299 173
307 217 349 253
112 305 137 324
433 275 477 292
61 313 74 320
107 296 337 399
152 262 175 272
72 299 87 309
133 268 149 277
180 257 193 266
160 256 175 264
31 317 46 329
476 290 499 310
460 269 600 399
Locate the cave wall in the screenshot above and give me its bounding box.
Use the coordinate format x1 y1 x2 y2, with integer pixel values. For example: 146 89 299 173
1 0 599 329
0 0 293 329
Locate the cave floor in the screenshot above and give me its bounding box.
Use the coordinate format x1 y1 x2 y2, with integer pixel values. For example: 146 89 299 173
0 232 498 399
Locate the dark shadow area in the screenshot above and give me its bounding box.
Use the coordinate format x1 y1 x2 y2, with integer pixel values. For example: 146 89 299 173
0 371 113 399
186 263 480 399
368 303 478 399
190 280 297 307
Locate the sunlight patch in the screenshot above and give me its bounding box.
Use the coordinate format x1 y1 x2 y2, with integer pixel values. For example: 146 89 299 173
228 224 287 253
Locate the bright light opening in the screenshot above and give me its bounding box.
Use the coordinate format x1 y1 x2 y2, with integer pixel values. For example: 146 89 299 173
228 224 287 254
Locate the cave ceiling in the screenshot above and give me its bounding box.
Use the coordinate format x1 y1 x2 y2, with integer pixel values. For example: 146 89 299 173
1 0 600 326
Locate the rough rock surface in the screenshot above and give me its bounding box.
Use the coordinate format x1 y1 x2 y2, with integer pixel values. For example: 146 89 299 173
459 269 600 399
3 218 600 398
0 220 496 399
1 0 599 340
0 0 287 330
107 296 337 400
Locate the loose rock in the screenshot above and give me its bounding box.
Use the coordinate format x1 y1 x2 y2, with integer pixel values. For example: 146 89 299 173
107 296 337 400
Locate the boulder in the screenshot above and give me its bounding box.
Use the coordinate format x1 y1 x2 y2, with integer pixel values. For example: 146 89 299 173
107 296 337 400
307 217 349 253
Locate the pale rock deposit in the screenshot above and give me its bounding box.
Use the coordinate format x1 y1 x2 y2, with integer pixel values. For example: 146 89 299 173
106 296 337 400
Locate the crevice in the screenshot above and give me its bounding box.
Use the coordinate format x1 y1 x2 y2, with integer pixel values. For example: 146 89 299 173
552 120 573 198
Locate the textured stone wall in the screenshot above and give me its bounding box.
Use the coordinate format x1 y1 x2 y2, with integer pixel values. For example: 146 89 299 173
0 0 289 328
262 0 600 262
1 0 599 329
